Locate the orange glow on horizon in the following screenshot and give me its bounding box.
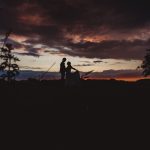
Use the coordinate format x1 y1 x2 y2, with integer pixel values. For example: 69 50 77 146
41 76 150 82
83 76 149 82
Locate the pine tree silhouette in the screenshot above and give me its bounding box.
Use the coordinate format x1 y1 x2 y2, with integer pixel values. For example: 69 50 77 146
0 31 20 81
141 49 150 77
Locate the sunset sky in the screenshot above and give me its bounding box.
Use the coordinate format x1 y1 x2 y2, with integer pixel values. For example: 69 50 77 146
0 0 150 80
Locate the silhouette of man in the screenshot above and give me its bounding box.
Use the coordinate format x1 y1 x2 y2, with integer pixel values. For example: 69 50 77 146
60 58 66 80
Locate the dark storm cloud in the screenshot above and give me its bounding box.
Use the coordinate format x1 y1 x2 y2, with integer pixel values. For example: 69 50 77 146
15 52 40 57
0 38 23 49
61 39 150 59
93 60 103 63
1 0 150 59
0 37 42 57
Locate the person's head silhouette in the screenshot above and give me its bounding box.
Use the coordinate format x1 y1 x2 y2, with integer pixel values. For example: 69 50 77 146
62 58 66 62
67 61 71 66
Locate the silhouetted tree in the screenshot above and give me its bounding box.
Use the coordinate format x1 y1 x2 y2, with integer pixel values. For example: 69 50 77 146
141 49 150 77
0 31 20 81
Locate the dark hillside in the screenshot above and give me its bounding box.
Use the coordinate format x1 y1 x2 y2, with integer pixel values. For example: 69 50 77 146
1 79 149 149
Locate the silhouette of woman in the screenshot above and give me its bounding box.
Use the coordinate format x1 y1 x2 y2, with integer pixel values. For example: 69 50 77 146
66 61 78 80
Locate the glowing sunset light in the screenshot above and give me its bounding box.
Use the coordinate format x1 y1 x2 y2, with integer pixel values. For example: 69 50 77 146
1 0 150 80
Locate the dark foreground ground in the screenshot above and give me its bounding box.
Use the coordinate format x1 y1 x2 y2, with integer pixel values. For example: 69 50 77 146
1 79 149 149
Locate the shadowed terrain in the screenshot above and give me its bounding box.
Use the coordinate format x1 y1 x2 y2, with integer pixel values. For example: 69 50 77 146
1 79 149 149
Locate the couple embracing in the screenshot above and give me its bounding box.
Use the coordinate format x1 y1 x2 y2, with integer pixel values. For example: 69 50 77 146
60 58 79 81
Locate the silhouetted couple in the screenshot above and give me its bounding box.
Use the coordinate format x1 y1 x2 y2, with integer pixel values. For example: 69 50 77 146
60 58 78 81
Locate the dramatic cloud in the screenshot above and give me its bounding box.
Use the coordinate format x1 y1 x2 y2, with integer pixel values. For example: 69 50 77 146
0 38 42 57
1 0 150 59
60 39 150 60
